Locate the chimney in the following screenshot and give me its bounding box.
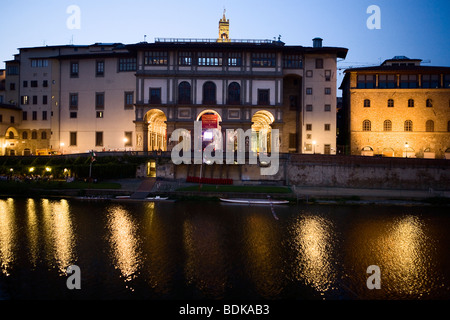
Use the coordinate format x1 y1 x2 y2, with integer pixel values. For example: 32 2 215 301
313 37 323 48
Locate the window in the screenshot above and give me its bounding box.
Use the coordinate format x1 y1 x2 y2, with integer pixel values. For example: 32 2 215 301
426 120 434 132
124 92 134 109
32 111 37 120
21 96 29 105
31 131 37 139
124 132 132 147
118 58 136 71
445 75 450 88
23 111 28 121
404 120 413 132
149 88 161 104
10 83 16 90
289 133 297 149
324 104 331 112
306 104 313 112
324 124 331 131
96 92 105 109
22 132 28 139
70 62 79 77
96 111 104 118
289 95 298 110
31 59 48 68
178 52 192 66
378 74 397 88
144 51 168 65
70 93 78 109
388 99 394 107
95 132 103 147
362 120 371 131
8 131 14 139
41 131 47 140
228 52 242 66
10 116 14 124
306 88 312 95
43 95 48 105
422 74 439 88
70 112 77 119
96 60 104 77
252 52 276 67
203 82 216 104
7 65 19 75
357 75 376 88
408 99 414 108
315 58 323 69
42 111 47 121
383 120 392 131
70 132 77 146
400 74 418 88
198 52 222 66
283 55 302 69
448 121 450 132
174 82 190 104
364 99 371 108
32 96 38 105
31 80 38 88
306 124 312 131
257 89 270 105
43 80 48 88
23 80 28 88
426 99 433 108
325 70 331 81
324 88 331 95
227 82 241 105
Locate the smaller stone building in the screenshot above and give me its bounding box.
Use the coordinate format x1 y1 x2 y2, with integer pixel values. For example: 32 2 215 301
340 56 450 159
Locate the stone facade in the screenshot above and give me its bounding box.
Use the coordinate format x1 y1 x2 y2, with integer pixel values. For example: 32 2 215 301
340 57 450 159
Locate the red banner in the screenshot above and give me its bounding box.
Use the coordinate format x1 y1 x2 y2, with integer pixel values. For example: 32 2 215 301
201 114 218 129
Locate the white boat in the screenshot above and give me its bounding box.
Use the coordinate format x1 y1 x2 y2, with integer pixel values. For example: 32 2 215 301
115 195 130 199
219 198 289 205
146 196 169 201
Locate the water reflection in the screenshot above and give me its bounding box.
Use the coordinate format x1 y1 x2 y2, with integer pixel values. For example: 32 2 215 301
26 199 39 267
41 199 76 274
380 215 437 298
183 211 227 298
290 214 337 294
0 198 16 276
242 213 284 298
106 205 142 288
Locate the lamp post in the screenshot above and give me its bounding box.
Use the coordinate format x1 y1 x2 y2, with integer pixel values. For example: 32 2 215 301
405 142 409 158
312 140 317 154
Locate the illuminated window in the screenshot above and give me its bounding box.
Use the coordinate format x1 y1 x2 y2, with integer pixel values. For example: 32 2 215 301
362 120 371 131
252 53 276 67
178 52 192 66
383 120 392 131
144 51 168 65
228 52 242 66
198 52 222 66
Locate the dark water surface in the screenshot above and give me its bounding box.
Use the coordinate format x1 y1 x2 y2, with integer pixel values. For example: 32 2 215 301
0 197 449 300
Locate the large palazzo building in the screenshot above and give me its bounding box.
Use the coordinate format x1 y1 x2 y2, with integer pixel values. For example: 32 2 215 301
0 14 347 156
340 56 450 159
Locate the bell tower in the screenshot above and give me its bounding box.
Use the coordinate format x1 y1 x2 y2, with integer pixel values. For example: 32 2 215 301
218 9 230 42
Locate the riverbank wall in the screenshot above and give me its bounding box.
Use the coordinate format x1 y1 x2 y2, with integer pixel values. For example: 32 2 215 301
156 154 450 191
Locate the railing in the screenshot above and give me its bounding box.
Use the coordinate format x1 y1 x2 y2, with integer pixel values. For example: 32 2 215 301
154 38 276 45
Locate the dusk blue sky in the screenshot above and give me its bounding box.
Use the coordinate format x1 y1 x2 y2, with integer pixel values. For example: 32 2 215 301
1 0 449 87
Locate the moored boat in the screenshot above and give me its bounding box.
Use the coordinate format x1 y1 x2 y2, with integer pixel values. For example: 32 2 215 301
220 198 289 205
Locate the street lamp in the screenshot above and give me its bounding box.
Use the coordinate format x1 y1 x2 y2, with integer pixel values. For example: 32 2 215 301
312 140 317 154
405 142 409 158
60 142 65 155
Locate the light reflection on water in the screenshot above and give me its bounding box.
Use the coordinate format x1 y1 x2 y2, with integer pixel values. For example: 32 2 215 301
0 198 449 299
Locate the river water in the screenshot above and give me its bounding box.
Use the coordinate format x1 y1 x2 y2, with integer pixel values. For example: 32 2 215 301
0 197 449 300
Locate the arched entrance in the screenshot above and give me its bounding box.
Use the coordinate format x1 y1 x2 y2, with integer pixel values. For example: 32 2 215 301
382 148 395 157
251 110 274 153
197 109 222 150
144 109 167 151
